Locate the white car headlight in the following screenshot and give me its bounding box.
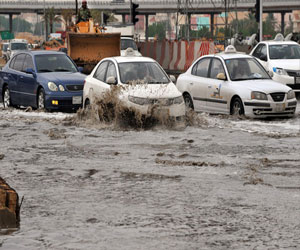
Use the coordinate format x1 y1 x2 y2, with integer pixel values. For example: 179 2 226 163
128 96 148 105
58 85 65 91
287 90 295 100
273 67 287 75
48 82 58 91
251 91 268 100
171 96 184 104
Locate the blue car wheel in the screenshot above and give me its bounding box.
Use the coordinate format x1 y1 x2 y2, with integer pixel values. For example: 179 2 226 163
38 88 46 110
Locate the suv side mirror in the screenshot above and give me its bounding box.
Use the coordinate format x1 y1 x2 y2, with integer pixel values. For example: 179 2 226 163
260 54 267 61
78 66 83 73
106 76 117 85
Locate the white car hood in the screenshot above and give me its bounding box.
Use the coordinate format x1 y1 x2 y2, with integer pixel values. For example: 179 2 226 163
234 79 292 94
120 82 181 99
269 59 300 71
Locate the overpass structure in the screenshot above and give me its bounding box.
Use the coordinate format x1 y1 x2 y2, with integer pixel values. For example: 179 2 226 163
1 0 300 39
0 0 300 14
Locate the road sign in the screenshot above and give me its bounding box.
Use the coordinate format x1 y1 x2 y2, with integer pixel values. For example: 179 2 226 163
0 31 14 40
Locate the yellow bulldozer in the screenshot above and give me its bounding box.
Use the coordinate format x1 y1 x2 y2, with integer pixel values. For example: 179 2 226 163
67 19 121 74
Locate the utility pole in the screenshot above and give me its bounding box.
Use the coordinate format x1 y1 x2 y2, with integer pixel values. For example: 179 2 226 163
259 0 263 41
44 0 46 41
175 0 180 40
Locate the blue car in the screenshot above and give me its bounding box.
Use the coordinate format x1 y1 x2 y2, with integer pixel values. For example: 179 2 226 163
0 50 86 111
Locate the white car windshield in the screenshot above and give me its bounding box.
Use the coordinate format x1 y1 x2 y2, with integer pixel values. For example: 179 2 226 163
225 58 270 81
119 62 169 84
35 54 78 73
11 43 28 50
269 44 300 59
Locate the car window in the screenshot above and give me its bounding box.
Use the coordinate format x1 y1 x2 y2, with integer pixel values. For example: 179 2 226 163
225 58 270 81
22 55 34 72
252 44 263 58
261 45 267 58
9 56 17 69
192 58 210 78
269 44 300 59
94 61 108 82
35 54 78 73
11 43 28 50
209 58 225 79
118 62 169 84
105 62 117 83
12 54 26 72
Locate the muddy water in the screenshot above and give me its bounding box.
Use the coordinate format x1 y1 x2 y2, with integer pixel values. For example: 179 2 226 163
0 104 300 250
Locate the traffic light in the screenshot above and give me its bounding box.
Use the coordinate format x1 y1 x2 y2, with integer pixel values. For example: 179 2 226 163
103 13 110 25
131 2 139 25
255 0 260 23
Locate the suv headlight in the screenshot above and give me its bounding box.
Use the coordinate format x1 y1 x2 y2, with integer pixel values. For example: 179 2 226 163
273 67 287 75
48 82 58 91
251 91 268 100
287 90 295 100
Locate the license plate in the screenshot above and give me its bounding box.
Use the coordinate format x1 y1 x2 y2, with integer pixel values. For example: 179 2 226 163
275 103 285 112
72 96 82 104
295 77 300 84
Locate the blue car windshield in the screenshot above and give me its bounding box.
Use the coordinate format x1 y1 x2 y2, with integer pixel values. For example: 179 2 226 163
35 54 78 73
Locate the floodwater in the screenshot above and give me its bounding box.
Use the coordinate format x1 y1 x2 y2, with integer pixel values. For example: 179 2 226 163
0 102 300 250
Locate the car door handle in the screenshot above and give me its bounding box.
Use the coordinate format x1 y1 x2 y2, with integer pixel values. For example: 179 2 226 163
20 76 24 79
190 82 193 86
208 85 212 88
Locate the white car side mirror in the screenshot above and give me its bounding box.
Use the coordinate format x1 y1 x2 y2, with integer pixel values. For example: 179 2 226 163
268 70 274 78
106 76 117 85
169 75 176 83
217 73 226 80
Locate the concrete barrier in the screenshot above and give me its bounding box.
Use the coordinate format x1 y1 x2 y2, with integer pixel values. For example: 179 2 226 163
138 40 217 73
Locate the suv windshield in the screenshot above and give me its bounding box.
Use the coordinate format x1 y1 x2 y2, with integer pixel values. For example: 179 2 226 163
269 44 300 59
2 44 8 51
225 58 270 81
121 39 138 50
119 62 169 84
35 54 78 73
11 43 28 50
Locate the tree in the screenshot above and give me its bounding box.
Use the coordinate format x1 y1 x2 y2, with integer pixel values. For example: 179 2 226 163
61 9 74 31
0 16 32 33
148 21 170 41
43 7 62 34
90 10 117 25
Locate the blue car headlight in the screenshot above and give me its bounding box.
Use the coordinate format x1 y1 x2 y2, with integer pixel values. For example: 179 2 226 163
48 82 58 92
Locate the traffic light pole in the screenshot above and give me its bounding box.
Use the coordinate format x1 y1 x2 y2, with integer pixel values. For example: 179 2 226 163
259 0 263 41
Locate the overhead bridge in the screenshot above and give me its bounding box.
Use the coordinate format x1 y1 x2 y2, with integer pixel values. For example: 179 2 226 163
0 0 300 15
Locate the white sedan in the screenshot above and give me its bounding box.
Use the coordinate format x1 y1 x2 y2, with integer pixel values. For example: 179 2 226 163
83 53 185 122
176 46 297 118
250 39 300 93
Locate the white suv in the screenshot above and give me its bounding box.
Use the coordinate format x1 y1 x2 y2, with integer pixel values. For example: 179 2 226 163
250 40 300 93
7 39 29 60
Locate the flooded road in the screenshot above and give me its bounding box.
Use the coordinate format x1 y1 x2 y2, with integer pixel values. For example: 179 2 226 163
0 104 300 250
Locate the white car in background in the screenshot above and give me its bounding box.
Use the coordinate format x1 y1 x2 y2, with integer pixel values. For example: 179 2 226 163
120 37 141 57
250 39 300 93
83 52 185 121
176 46 297 118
